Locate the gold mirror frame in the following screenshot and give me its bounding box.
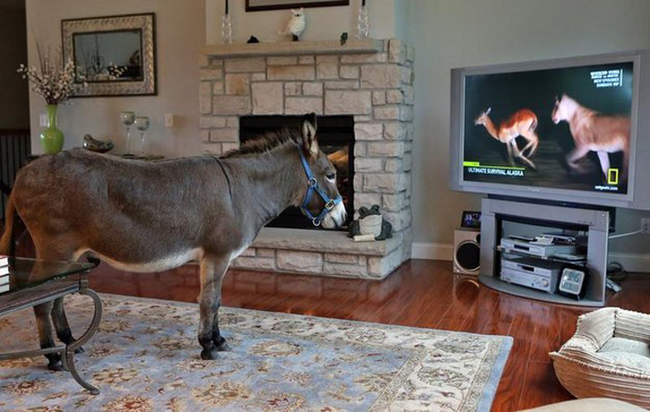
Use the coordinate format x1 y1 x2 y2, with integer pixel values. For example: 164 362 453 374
62 13 156 97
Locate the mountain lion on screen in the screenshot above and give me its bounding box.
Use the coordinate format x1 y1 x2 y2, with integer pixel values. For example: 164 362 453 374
551 94 630 180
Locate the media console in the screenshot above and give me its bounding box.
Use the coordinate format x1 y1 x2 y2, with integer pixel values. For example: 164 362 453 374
479 197 609 307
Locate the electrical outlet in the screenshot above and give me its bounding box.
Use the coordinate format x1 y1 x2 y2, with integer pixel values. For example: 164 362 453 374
641 218 650 234
164 113 174 128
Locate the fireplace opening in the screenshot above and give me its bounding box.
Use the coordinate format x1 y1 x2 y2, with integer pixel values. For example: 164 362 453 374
240 115 354 231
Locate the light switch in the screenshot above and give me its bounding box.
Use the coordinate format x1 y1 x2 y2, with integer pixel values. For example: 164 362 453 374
39 114 48 127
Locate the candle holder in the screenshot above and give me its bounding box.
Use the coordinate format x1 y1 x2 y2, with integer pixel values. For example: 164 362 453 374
222 13 233 44
357 3 369 39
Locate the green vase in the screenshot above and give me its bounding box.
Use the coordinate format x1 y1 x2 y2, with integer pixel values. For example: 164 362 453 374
40 104 64 154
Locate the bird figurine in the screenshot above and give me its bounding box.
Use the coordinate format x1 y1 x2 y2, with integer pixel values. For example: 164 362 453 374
282 8 306 41
82 134 114 153
340 32 348 46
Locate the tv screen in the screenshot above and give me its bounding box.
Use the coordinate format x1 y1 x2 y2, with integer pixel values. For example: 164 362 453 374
462 62 633 196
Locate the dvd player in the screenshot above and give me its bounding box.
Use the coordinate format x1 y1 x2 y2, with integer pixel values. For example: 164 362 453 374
500 237 576 258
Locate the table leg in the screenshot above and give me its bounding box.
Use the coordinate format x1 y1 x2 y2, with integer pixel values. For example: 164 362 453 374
61 288 103 395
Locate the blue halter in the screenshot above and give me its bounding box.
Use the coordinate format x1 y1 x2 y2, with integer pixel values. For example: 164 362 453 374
297 146 343 226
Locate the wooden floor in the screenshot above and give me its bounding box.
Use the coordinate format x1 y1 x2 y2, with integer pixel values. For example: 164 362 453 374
88 259 650 411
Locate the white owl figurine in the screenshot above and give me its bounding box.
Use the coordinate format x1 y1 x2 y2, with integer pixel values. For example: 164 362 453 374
283 8 306 41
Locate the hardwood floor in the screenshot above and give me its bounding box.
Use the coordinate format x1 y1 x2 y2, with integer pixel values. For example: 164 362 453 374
88 259 650 411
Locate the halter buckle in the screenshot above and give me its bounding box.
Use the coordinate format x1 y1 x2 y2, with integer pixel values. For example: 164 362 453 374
308 177 317 187
325 199 336 211
312 217 321 226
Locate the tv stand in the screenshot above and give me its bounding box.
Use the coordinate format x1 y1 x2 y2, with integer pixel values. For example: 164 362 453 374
479 197 609 307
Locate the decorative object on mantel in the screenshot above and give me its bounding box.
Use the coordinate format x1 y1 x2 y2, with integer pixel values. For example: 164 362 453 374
221 0 233 44
357 0 369 39
247 35 260 44
282 8 307 41
349 205 393 242
82 134 114 153
340 32 348 45
246 0 349 12
62 13 157 97
17 48 78 154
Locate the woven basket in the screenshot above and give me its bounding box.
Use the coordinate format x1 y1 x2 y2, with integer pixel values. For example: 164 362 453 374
550 308 650 409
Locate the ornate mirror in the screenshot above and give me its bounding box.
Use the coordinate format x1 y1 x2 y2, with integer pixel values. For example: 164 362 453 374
62 13 156 97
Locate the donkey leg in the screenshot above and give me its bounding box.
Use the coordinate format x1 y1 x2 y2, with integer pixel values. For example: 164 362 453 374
32 240 79 368
34 302 63 371
51 298 83 353
211 280 230 352
198 256 230 360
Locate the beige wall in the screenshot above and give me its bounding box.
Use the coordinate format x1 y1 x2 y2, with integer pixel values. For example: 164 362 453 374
205 0 396 44
25 0 205 157
0 6 30 129
400 0 650 270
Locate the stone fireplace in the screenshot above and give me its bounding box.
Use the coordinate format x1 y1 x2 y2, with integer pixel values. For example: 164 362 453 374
199 39 414 279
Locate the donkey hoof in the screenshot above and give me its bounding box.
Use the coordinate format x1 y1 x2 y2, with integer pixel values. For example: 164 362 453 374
47 360 64 371
214 338 230 352
200 348 219 360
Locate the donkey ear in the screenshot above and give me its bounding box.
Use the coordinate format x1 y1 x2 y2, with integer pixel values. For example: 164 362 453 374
301 112 318 157
486 107 491 115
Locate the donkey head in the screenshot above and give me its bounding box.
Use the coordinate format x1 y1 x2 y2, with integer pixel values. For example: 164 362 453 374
474 107 491 126
298 113 347 229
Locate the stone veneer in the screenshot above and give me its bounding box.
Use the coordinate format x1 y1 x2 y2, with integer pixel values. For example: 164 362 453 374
199 39 414 280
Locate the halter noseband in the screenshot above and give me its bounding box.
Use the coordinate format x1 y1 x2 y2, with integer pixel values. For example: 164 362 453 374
297 145 342 226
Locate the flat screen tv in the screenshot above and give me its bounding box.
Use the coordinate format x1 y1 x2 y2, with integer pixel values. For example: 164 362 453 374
449 51 650 211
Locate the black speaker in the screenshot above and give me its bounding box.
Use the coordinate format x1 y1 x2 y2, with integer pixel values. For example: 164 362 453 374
453 228 480 275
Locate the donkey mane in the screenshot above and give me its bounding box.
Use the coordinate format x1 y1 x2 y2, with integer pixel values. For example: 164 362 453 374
221 128 303 158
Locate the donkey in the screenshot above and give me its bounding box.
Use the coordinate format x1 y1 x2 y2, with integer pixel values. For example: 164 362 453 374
0 113 346 368
551 94 630 180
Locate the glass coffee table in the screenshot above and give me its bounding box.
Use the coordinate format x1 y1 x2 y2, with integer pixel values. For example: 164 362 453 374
0 257 102 394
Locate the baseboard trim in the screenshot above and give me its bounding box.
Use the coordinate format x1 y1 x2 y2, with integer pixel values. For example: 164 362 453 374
609 252 650 274
411 242 453 261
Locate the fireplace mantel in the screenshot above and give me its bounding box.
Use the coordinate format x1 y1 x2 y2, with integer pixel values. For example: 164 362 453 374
204 39 383 58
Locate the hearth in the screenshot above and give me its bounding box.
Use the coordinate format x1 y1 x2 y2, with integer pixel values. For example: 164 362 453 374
240 115 354 230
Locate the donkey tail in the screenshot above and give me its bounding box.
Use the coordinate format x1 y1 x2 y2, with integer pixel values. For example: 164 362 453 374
0 194 17 256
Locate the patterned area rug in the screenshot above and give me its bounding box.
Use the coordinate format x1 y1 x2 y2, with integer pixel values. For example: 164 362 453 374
0 294 512 411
